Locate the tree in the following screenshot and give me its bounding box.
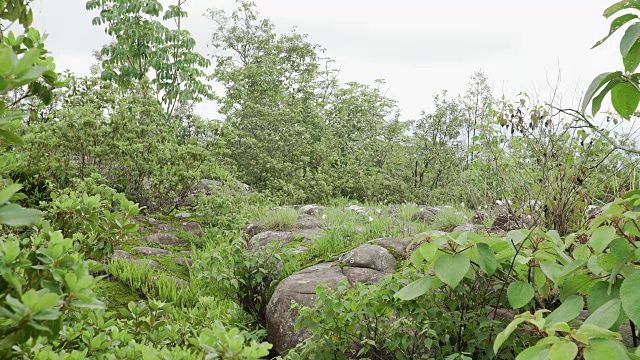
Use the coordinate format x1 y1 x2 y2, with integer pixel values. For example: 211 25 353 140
461 70 493 164
86 0 212 119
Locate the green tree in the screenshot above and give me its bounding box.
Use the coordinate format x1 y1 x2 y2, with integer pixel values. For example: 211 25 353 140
86 0 212 119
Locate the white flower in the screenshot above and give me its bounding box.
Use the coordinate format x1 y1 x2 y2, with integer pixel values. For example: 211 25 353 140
461 202 465 208
322 214 327 219
368 216 373 222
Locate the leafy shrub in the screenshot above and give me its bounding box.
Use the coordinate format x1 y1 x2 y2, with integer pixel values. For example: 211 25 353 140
43 187 139 261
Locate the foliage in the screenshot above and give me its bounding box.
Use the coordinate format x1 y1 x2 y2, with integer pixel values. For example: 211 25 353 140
86 0 212 118
44 187 139 261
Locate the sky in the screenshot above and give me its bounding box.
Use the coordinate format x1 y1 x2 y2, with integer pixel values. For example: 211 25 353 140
30 0 622 120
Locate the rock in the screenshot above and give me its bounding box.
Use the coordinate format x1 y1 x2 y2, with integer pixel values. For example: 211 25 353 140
344 205 367 215
353 226 367 234
292 228 323 243
132 247 172 256
586 205 602 223
473 210 490 224
173 257 192 267
411 208 439 223
290 246 309 254
266 244 397 355
181 250 193 255
249 231 294 249
387 205 401 216
144 233 185 246
113 250 134 260
370 238 411 258
243 223 266 238
295 215 321 229
386 225 415 236
195 179 222 195
300 205 325 216
181 221 201 232
154 224 177 232
490 214 520 232
452 224 477 233
175 212 192 219
338 244 396 272
133 259 160 268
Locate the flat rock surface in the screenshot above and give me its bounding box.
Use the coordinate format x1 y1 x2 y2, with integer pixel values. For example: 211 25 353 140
132 247 172 256
173 257 192 267
249 231 294 249
113 250 135 260
144 233 185 246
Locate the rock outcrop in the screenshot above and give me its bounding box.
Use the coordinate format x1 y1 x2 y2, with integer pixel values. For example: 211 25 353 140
266 241 403 355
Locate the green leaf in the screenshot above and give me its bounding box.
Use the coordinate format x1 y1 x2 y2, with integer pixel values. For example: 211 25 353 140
15 48 40 74
560 274 595 302
0 128 25 146
433 253 470 289
582 72 623 114
394 276 432 300
605 0 640 19
494 317 527 355
548 341 578 360
589 226 617 253
624 40 640 72
477 243 497 276
515 347 549 360
507 281 534 309
545 295 584 326
611 81 640 119
0 184 22 205
0 203 41 226
0 44 15 74
418 242 438 262
621 22 640 57
620 269 640 325
507 230 529 245
592 79 622 115
583 338 628 360
584 299 622 330
594 13 640 48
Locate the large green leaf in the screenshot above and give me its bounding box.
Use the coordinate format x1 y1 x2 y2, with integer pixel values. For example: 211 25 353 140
477 243 497 276
582 72 623 113
620 269 640 325
584 299 622 330
611 81 640 119
515 347 549 360
594 13 640 48
394 276 432 300
592 79 622 115
605 0 640 19
494 317 527 355
583 338 629 360
589 226 617 253
507 281 534 309
0 203 41 226
433 253 470 289
548 341 578 360
624 40 640 72
545 295 584 326
621 22 640 57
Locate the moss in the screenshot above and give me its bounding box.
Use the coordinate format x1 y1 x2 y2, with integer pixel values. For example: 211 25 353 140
95 278 141 311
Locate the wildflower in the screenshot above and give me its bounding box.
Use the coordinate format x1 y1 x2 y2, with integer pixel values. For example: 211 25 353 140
368 216 373 222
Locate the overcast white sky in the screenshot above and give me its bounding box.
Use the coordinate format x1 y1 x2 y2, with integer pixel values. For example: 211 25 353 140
31 1 621 120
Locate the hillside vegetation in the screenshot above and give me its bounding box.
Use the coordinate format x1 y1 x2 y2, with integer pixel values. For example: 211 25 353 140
2 0 640 359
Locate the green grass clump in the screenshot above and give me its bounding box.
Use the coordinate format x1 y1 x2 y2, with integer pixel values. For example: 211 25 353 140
431 207 473 232
260 207 298 230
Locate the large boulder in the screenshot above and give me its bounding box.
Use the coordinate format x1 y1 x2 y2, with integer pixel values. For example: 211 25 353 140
244 223 266 239
344 205 367 215
266 243 398 355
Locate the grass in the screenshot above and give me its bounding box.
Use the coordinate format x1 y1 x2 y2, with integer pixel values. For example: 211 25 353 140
259 207 298 230
431 207 473 232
